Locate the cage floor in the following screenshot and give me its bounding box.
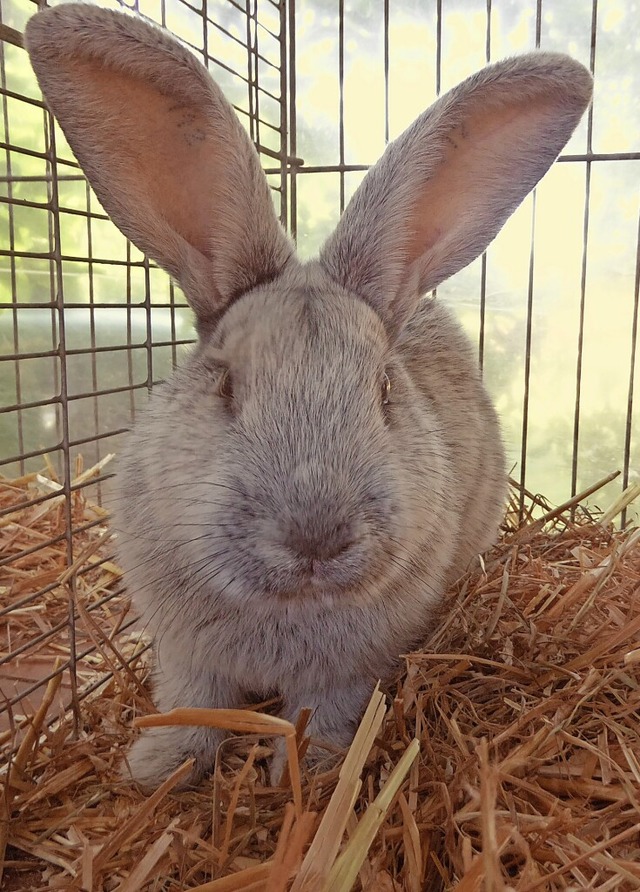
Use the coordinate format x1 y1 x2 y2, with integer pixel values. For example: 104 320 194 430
1 469 640 891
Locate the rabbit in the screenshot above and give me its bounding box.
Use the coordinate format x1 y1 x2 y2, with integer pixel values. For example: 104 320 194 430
26 4 592 790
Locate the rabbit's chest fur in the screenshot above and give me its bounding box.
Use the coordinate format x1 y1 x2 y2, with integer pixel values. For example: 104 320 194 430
165 596 425 693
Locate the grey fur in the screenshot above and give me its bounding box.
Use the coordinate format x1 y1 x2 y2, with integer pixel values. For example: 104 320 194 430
26 5 592 789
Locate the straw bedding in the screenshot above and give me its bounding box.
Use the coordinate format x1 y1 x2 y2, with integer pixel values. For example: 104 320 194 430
1 462 639 890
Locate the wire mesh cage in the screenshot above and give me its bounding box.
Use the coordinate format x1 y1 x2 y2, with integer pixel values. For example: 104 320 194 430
1 0 291 742
1 0 640 886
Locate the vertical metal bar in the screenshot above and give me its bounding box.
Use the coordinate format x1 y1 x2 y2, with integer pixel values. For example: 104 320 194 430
572 167 592 499
85 182 101 468
43 136 62 465
45 109 80 733
435 0 442 96
430 0 443 301
518 0 543 517
478 264 487 375
621 206 640 528
245 0 256 144
141 0 168 388
143 261 153 388
201 1 209 98
288 0 298 241
193 0 210 352
169 283 178 369
518 194 537 518
338 0 345 214
0 17 24 473
478 0 492 372
278 0 289 228
571 0 598 500
251 0 261 155
383 0 389 145
125 242 135 422
485 0 491 60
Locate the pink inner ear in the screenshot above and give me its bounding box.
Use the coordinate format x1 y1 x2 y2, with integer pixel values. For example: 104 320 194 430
65 60 227 258
406 97 564 277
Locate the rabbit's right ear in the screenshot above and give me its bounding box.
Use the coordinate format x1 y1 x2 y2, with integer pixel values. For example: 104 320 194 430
320 53 592 338
25 5 294 332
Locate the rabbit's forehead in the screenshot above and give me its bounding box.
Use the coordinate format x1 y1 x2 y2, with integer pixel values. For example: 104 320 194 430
216 283 388 369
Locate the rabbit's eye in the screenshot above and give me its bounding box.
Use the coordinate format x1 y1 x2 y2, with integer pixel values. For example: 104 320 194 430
218 368 233 401
381 372 391 406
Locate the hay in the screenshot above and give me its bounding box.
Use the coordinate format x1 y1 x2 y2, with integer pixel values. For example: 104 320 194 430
1 463 640 890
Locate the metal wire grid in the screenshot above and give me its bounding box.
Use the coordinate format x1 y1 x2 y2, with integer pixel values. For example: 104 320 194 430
288 0 640 519
0 0 289 730
1 0 288 474
1 0 640 734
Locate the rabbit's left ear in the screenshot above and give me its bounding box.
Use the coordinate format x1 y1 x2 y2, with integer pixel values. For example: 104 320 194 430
320 53 592 337
25 5 294 333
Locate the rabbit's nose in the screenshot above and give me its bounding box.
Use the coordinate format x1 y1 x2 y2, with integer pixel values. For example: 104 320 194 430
286 520 356 562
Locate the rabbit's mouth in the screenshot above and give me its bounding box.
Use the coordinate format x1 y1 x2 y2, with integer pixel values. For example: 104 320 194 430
259 542 377 602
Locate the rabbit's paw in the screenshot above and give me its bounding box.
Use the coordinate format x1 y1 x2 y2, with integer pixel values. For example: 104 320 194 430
269 736 289 786
122 725 222 791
